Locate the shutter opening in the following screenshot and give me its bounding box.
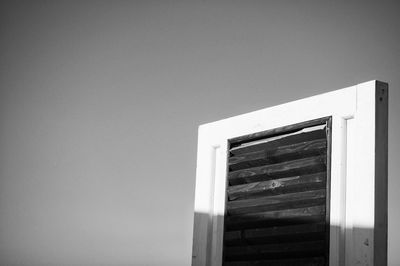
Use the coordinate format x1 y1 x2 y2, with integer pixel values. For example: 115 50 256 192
222 117 332 266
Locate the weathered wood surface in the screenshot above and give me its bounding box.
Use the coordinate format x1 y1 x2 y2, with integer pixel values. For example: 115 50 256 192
224 222 326 246
230 129 326 156
243 222 325 239
225 206 325 230
224 240 325 260
229 117 329 146
223 257 325 266
227 172 326 200
223 120 330 265
227 189 326 215
229 138 326 171
229 155 326 185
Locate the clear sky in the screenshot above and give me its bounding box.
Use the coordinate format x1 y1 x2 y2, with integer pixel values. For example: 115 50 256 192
0 1 399 265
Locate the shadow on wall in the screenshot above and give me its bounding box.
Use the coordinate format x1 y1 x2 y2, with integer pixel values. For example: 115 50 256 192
192 212 381 266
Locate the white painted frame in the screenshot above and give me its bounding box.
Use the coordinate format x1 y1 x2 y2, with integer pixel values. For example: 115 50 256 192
191 80 388 266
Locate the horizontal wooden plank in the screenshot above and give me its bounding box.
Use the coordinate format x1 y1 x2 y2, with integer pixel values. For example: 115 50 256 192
224 230 243 243
225 206 325 230
230 129 327 158
227 189 326 215
227 172 326 200
230 127 326 155
224 240 325 261
244 222 326 239
229 155 326 185
229 138 326 171
224 257 325 266
229 116 329 146
225 214 325 231
224 222 326 246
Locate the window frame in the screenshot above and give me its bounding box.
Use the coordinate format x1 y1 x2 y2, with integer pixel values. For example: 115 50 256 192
191 80 388 266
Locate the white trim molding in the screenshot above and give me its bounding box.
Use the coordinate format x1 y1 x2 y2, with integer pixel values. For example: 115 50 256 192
191 80 388 266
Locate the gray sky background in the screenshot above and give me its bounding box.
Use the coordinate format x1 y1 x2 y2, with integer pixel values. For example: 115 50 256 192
0 1 399 265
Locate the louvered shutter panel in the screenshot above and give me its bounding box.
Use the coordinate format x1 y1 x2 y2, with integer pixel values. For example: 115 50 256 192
222 118 331 266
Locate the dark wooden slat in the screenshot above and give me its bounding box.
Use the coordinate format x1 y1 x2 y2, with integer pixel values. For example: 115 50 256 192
228 172 326 201
230 129 326 156
224 230 242 243
224 222 326 246
244 222 325 239
227 189 326 215
225 214 325 231
229 138 326 171
225 206 325 230
224 257 325 266
229 116 329 146
224 240 325 261
229 155 326 185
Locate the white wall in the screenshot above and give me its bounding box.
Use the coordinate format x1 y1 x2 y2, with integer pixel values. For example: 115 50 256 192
0 1 399 265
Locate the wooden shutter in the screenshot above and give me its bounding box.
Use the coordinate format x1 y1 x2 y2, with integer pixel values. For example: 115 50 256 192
192 81 388 266
222 117 331 266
